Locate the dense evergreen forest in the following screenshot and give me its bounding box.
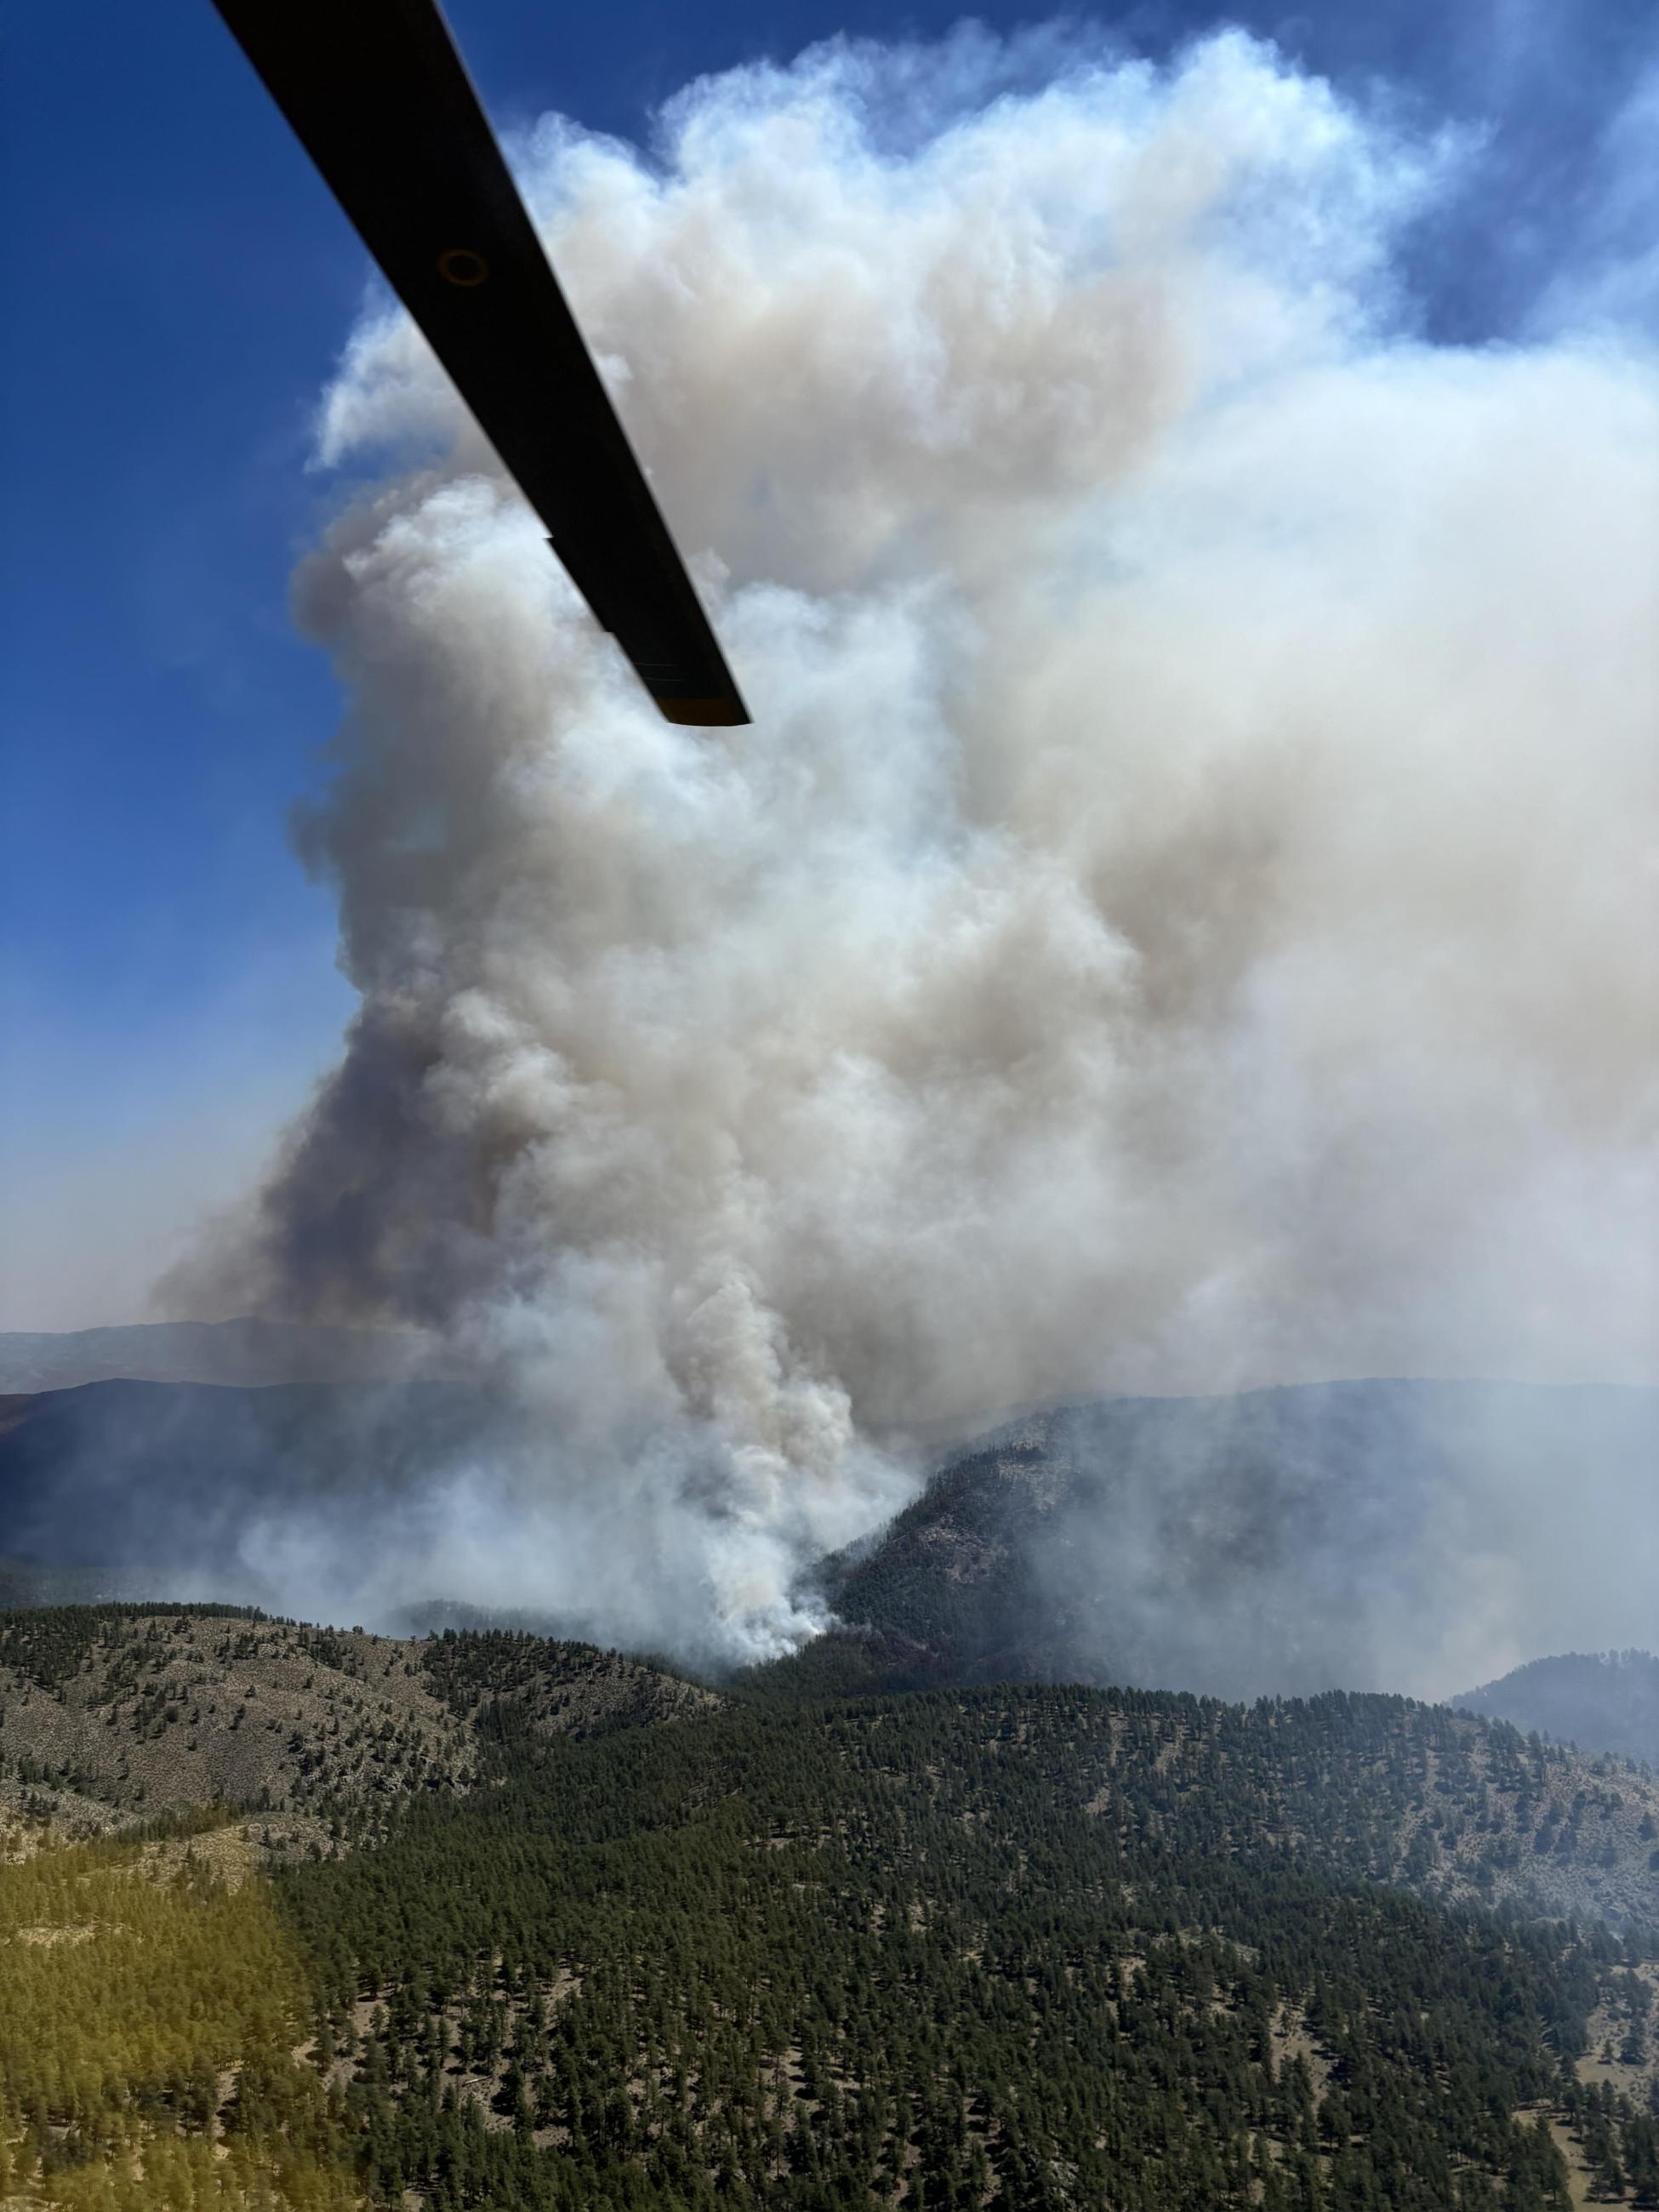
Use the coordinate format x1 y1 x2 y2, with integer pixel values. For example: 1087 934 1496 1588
0 1827 356 2209
3 1611 1659 2208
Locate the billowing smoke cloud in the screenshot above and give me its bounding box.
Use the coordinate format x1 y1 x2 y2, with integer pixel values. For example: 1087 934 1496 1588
180 30 1657 1661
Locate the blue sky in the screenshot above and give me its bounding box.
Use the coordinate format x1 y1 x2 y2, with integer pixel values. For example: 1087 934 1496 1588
1 0 1650 1328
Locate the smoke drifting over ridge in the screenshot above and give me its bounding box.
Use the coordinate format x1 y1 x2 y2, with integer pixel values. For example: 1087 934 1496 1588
187 31 1657 1659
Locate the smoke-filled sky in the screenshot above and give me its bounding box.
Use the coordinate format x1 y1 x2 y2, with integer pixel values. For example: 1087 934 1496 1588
3 0 1655 1333
3 1 1656 1659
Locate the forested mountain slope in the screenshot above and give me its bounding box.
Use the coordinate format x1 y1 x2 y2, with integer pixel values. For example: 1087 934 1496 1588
0 1609 709 1839
1457 1653 1659 1770
0 1816 362 2210
266 1682 1659 2209
4 1611 1659 2206
764 1657 1659 1931
4 1607 1656 1922
817 1380 1658 1702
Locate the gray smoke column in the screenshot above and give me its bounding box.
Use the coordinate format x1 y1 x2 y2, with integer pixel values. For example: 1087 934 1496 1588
190 31 1658 1658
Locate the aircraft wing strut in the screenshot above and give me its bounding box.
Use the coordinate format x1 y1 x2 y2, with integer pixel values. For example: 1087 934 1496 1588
214 0 750 727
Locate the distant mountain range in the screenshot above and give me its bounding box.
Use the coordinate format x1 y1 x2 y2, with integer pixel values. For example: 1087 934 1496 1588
0 1354 1651 1704
1455 1650 1659 1768
0 1317 448 1393
0 1375 517 1614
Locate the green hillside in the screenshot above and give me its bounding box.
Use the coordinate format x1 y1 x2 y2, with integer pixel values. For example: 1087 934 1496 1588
0 1607 709 1844
5 1611 1659 2209
271 1674 1659 2209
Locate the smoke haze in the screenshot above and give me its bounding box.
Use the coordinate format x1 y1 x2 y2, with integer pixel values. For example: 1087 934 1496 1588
175 29 1658 1661
1015 1382 1659 1703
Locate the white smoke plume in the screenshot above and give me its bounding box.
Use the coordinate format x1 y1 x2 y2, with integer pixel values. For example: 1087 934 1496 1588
188 30 1658 1660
